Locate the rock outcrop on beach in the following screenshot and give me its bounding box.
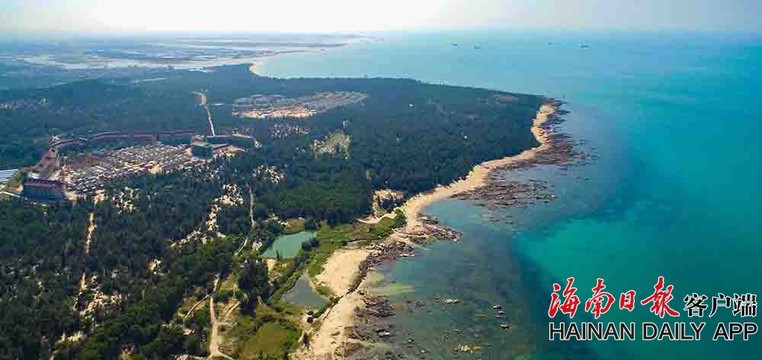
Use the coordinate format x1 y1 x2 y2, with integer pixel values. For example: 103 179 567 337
403 215 463 244
454 180 556 209
298 101 591 360
355 295 395 319
348 241 414 293
453 100 595 211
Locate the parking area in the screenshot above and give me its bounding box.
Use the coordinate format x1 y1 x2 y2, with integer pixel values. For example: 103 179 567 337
63 144 200 194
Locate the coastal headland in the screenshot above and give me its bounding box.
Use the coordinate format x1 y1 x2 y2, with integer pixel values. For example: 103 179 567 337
300 99 574 359
400 101 560 234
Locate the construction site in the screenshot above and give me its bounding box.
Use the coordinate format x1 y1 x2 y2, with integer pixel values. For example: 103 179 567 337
232 91 367 119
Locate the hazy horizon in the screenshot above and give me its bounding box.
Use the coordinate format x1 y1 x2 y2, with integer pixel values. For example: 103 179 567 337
1 28 761 46
2 0 760 39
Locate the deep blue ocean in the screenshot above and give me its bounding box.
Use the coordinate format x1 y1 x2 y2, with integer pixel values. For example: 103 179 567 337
260 31 762 359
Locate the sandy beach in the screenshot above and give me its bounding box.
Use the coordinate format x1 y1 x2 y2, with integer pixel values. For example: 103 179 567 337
400 102 556 232
315 248 370 296
302 249 370 358
299 102 557 359
248 60 264 75
303 290 366 358
248 37 373 77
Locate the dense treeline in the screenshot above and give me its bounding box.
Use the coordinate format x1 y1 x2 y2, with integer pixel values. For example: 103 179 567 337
2 64 542 195
269 180 369 224
0 164 237 358
238 259 271 315
87 165 224 299
0 63 543 358
217 203 252 235
0 80 205 168
0 200 90 359
210 136 373 231
66 238 236 359
145 65 543 193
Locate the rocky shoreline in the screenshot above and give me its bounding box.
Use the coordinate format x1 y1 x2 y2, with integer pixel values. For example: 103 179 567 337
303 100 586 359
348 241 415 293
336 291 520 359
455 100 593 209
405 215 463 244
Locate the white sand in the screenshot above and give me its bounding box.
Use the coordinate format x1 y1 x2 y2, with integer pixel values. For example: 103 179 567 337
265 258 277 273
248 60 264 75
315 249 370 296
85 212 95 255
400 103 555 232
300 291 365 359
297 103 556 359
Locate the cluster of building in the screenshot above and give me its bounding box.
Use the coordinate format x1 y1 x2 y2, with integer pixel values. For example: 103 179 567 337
0 97 49 110
110 144 191 171
232 91 367 119
207 134 260 148
270 123 310 139
0 169 17 184
190 142 214 158
0 169 19 200
64 155 143 194
21 147 66 201
49 130 195 149
64 144 198 194
20 132 193 200
191 133 259 158
191 134 262 159
17 131 258 202
19 143 195 200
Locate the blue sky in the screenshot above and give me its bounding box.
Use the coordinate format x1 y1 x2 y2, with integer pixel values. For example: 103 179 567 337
1 0 760 34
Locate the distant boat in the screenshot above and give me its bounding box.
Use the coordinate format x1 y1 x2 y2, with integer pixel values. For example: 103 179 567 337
452 43 459 47
580 44 590 49
473 45 482 50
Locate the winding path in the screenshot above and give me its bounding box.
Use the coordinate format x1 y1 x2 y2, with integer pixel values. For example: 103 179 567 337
73 212 96 310
207 296 232 360
234 188 257 256
248 187 256 231
183 296 208 320
84 212 95 255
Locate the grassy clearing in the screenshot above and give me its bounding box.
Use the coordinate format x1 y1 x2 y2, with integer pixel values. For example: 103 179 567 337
313 131 351 158
240 322 299 359
302 217 402 288
222 216 405 358
268 258 291 280
227 303 301 359
313 283 334 298
271 214 403 288
351 216 399 242
305 225 350 278
220 273 239 292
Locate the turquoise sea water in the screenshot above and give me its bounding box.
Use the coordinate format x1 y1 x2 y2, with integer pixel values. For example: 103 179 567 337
260 32 762 359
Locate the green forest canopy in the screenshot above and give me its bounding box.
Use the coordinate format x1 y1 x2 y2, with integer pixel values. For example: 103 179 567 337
0 64 545 358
